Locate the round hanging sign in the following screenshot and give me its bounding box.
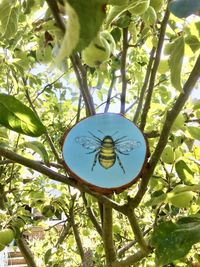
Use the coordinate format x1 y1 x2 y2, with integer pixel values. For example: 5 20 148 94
62 113 148 194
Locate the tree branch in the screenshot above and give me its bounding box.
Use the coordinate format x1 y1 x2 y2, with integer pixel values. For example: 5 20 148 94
76 93 82 123
70 54 96 116
103 205 116 267
120 28 129 114
55 221 71 247
46 0 95 116
45 0 65 33
117 228 151 257
70 207 85 262
140 5 170 130
133 47 156 123
17 236 37 267
125 208 149 253
0 146 124 213
132 53 200 207
112 249 149 267
81 193 103 237
104 72 116 113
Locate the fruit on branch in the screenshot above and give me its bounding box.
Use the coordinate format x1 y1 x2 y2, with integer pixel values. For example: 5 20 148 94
129 0 150 15
171 113 186 131
0 228 15 246
142 6 157 25
150 0 164 11
82 33 111 67
169 0 200 18
161 146 174 164
167 191 195 208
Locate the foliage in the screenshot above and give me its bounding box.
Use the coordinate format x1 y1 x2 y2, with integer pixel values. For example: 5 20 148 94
0 0 199 266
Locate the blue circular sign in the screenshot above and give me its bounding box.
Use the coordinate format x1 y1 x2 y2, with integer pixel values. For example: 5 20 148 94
62 113 148 194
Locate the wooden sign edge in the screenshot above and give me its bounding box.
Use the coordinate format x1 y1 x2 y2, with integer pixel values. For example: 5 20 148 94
61 113 150 195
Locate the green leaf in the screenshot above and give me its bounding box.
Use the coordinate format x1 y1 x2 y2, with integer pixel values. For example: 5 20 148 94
187 126 200 140
185 35 200 53
168 36 185 91
0 94 46 137
21 141 49 165
151 219 200 266
56 0 108 63
55 2 80 64
175 160 194 184
45 248 52 264
0 0 19 39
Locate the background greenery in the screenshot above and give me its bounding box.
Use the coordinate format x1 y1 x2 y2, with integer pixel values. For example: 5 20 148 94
0 0 200 266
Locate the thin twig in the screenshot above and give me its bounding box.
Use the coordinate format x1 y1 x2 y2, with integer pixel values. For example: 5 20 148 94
104 72 116 113
125 99 137 114
133 47 156 123
140 6 170 130
33 73 66 103
81 192 103 237
117 228 151 256
45 0 65 33
70 55 96 116
120 28 129 114
97 93 120 111
70 209 85 262
76 93 82 123
125 208 149 253
112 249 149 267
55 222 72 247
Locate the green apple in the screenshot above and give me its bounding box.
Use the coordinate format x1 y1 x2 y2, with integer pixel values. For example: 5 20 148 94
167 191 195 208
142 6 157 25
150 0 164 11
0 229 15 246
129 0 150 15
82 34 111 67
42 205 55 218
161 146 174 164
171 113 186 131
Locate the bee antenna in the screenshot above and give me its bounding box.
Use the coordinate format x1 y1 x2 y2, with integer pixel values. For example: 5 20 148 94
98 130 105 135
112 131 118 137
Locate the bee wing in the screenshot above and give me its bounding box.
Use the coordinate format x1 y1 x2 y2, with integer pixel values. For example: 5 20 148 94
75 136 99 150
116 140 141 153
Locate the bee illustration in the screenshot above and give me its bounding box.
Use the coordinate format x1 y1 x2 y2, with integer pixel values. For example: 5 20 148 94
75 131 141 174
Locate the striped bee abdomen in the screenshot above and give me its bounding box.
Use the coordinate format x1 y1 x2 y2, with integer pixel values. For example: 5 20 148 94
99 136 116 169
